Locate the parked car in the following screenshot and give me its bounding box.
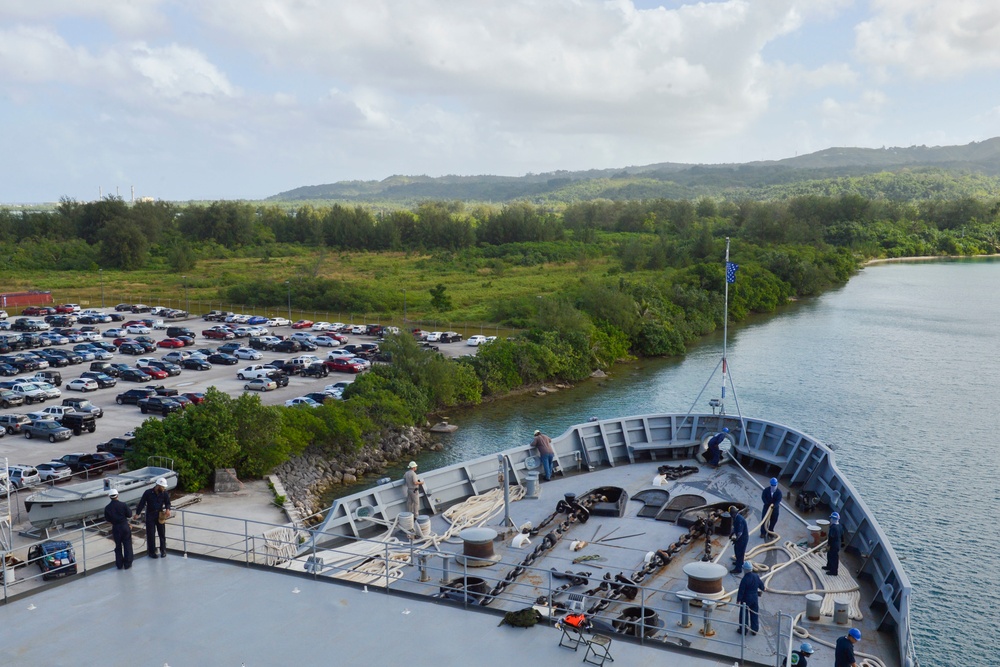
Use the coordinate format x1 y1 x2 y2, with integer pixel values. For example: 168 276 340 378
147 360 182 376
56 452 118 474
244 378 278 392
0 414 32 434
35 461 73 482
162 350 193 364
237 365 273 381
181 357 212 371
89 361 121 377
285 396 321 408
324 357 367 374
266 370 290 388
182 392 205 404
8 465 40 489
76 372 116 390
61 397 104 418
97 436 135 457
23 419 73 442
304 392 337 405
291 320 314 329
203 328 235 340
137 396 182 415
234 347 263 360
125 324 151 335
60 412 97 435
166 326 196 338
116 388 157 405
157 337 186 349
11 383 48 404
273 339 302 353
119 368 152 382
138 366 169 380
207 353 238 365
216 342 242 355
118 342 145 355
0 389 24 408
300 362 330 378
66 378 99 392
467 335 487 346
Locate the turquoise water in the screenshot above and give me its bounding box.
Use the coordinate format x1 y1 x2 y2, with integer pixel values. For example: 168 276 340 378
425 259 999 666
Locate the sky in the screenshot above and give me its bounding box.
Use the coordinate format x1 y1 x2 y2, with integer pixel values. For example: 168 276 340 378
2 0 1000 203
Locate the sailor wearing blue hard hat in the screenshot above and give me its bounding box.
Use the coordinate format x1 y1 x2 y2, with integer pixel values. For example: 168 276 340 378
735 560 765 635
705 427 729 468
728 504 749 574
790 642 814 666
824 511 844 576
760 477 781 538
835 628 862 667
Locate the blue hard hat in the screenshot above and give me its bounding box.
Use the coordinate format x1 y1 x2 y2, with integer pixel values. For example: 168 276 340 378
800 642 814 654
722 427 729 433
770 478 778 486
742 561 753 571
849 628 861 641
830 511 840 521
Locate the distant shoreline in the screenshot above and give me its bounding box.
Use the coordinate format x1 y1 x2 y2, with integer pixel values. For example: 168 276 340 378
864 253 1000 266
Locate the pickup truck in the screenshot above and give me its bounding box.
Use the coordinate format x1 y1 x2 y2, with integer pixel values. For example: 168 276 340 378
27 405 75 422
236 365 273 381
97 435 135 457
60 412 97 435
137 396 182 415
0 389 24 409
202 328 235 340
23 419 73 442
11 383 48 404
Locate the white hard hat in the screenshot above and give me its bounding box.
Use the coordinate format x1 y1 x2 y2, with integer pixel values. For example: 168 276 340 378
107 488 119 497
156 477 167 487
407 461 417 468
534 429 541 435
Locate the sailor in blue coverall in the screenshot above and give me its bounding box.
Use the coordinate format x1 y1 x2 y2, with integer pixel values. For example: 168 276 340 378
760 478 781 538
705 427 728 467
824 512 844 576
729 505 749 574
736 561 765 634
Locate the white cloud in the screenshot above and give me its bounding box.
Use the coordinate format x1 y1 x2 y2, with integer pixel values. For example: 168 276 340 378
819 89 888 136
0 0 167 35
856 0 1000 79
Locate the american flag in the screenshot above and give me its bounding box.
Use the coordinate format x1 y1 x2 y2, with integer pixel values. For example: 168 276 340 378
726 262 739 284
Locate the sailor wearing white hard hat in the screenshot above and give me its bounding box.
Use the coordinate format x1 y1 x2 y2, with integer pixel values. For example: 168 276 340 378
404 462 423 515
104 487 134 569
136 476 171 559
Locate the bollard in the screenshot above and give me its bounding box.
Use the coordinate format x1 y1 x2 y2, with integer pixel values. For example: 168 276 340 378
700 600 716 637
676 591 695 628
418 553 430 582
440 553 454 584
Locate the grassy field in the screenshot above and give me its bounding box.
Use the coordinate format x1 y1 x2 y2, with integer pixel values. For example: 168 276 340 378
1 248 618 336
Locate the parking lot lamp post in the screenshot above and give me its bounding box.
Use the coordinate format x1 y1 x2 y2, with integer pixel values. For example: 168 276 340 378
183 276 189 313
99 269 105 308
286 281 291 321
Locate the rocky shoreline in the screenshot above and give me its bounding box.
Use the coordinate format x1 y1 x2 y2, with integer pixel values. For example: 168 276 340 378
274 426 439 518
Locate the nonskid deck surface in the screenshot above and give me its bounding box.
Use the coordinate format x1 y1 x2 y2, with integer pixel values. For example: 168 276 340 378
298 459 898 667
0 555 735 667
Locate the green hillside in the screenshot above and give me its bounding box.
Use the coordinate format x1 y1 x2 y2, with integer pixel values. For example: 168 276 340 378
269 138 1000 206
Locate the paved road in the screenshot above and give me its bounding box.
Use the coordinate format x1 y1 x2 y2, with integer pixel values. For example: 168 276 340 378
0 312 477 486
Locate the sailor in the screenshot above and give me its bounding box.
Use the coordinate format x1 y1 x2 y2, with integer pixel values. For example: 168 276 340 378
136 477 171 559
706 427 729 467
835 628 861 667
790 641 814 666
103 488 133 570
729 505 749 574
823 512 843 576
736 561 765 634
760 478 782 538
531 429 555 481
403 461 423 515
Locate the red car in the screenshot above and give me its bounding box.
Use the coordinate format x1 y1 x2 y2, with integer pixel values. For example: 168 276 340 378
21 306 46 316
202 329 235 340
157 338 185 348
113 337 137 347
55 304 77 314
138 366 169 380
182 392 205 405
324 357 366 373
291 320 314 329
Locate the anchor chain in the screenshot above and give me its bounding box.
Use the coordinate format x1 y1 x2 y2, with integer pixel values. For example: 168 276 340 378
656 464 700 480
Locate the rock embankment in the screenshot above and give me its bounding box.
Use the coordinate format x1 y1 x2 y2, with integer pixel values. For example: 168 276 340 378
275 426 434 518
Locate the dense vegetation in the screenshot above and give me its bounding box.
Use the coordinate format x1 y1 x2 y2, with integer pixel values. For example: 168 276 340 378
7 188 1000 489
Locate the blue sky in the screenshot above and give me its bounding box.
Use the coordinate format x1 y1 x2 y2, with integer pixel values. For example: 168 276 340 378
1 0 999 202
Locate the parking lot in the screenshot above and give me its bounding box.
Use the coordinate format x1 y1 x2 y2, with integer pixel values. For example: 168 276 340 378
0 308 479 500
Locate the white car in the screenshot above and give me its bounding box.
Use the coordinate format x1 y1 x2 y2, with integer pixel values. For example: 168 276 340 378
290 332 316 344
327 349 355 360
266 317 291 327
467 335 487 346
311 322 332 331
103 327 126 337
325 380 354 393
136 357 158 367
425 331 444 342
0 310 7 319
285 397 321 408
350 325 366 335
66 378 99 392
330 322 347 332
79 330 102 341
0 321 10 330
162 350 193 364
35 461 72 482
151 319 167 329
34 382 61 399
125 324 151 335
234 348 263 360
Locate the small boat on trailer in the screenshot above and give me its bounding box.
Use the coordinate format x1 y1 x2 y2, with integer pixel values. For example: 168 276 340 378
24 460 177 530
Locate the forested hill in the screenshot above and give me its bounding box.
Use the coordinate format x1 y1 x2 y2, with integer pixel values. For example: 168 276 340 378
269 138 1000 206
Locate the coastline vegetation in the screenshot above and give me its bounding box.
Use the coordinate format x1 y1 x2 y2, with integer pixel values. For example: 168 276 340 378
5 193 999 488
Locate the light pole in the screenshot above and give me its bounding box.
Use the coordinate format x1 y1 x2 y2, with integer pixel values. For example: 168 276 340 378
99 269 105 308
285 281 291 321
183 276 189 313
